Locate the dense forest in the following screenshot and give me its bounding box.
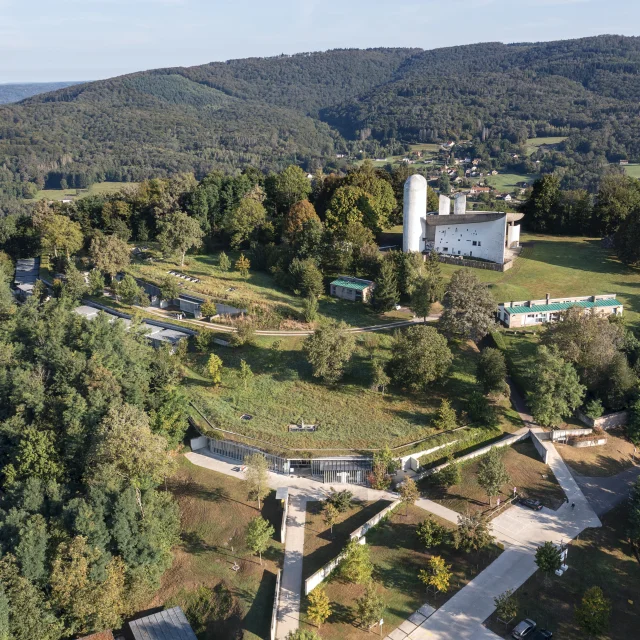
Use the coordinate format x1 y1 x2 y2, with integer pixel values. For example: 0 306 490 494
3 36 640 210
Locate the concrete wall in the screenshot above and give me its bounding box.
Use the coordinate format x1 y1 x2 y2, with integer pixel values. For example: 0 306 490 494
280 496 289 544
434 215 506 264
576 409 628 430
190 436 208 451
437 255 512 272
415 430 530 480
271 569 281 640
305 501 400 595
549 428 593 442
398 441 457 472
215 303 247 317
571 437 607 448
530 430 548 464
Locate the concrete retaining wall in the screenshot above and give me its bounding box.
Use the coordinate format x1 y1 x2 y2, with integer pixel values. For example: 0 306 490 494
571 437 607 448
280 496 289 544
530 430 548 464
399 442 457 472
271 569 281 640
190 436 208 451
550 428 593 442
438 255 513 272
305 501 400 595
576 409 628 430
416 430 530 481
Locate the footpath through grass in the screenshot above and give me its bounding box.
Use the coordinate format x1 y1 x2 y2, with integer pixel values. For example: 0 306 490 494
300 504 503 640
485 504 640 639
149 457 283 640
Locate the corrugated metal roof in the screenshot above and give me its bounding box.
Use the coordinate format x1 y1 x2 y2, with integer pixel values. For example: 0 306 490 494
128 606 197 640
505 298 621 315
330 278 373 291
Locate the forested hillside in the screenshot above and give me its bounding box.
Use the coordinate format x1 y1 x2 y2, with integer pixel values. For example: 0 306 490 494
2 36 640 206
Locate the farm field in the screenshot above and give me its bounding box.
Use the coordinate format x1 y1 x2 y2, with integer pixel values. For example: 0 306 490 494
30 181 134 201
524 136 567 156
622 163 640 179
483 172 538 192
485 505 640 639
185 335 522 452
420 440 566 516
149 457 283 640
300 504 503 640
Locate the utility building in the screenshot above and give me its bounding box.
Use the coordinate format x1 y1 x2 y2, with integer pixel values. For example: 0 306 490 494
330 276 375 303
402 182 523 265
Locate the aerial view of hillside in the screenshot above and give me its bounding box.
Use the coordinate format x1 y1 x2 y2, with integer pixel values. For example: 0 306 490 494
1 3 640 640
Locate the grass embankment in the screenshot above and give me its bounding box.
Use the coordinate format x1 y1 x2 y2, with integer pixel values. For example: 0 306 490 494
420 440 566 517
485 504 640 639
300 504 503 640
185 336 522 452
524 136 567 156
127 247 411 329
149 457 283 640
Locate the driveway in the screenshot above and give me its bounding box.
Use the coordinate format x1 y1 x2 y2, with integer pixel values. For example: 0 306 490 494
571 464 640 516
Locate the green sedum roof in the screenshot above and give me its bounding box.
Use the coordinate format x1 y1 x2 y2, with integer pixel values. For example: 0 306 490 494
505 298 621 315
330 278 373 291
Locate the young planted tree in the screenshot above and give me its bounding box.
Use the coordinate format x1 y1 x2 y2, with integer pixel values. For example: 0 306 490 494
434 399 457 431
534 541 562 586
398 478 420 516
285 630 321 640
477 348 508 396
433 453 462 488
494 589 518 625
354 581 384 629
307 586 332 628
371 359 390 394
303 321 356 383
235 253 251 278
245 516 274 565
418 555 452 594
218 251 231 271
115 274 148 306
477 447 510 506
244 453 270 509
326 488 354 513
453 512 494 551
87 268 105 296
207 354 223 386
575 586 611 637
322 501 340 537
416 517 447 548
528 345 586 427
340 539 373 584
157 211 205 266
239 359 254 389
441 269 495 342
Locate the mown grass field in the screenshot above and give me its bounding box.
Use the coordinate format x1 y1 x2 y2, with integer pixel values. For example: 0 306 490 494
622 163 640 179
299 503 503 640
485 505 640 639
524 136 567 156
185 335 521 452
483 172 538 192
420 440 566 516
30 181 134 201
149 457 283 640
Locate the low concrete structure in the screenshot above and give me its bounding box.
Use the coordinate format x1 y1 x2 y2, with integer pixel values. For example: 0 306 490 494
498 294 623 328
329 276 375 303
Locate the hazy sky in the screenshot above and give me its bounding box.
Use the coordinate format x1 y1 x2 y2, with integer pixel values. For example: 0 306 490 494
1 0 639 82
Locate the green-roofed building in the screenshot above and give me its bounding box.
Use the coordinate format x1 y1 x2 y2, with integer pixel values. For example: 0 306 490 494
330 275 375 303
498 294 623 328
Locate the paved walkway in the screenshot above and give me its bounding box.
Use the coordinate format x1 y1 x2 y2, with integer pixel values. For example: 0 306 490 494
572 463 640 516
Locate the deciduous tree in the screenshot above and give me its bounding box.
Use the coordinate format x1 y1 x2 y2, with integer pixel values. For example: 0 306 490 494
207 354 223 386
477 348 508 395
340 539 373 584
416 517 447 548
218 251 231 271
245 516 274 565
322 502 340 537
244 453 269 509
303 321 355 383
235 253 251 278
534 541 562 586
418 555 451 593
90 233 130 279
477 447 509 506
453 512 494 551
354 581 384 629
283 200 320 241
307 586 332 628
239 359 254 389
398 478 419 515
157 211 204 266
494 589 517 624
226 197 267 248
575 586 611 637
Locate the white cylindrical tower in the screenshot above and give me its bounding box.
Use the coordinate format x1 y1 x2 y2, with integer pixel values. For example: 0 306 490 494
403 174 427 253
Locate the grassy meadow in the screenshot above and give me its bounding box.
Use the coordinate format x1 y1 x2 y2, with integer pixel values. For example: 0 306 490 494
483 172 538 192
30 181 134 201
524 136 567 156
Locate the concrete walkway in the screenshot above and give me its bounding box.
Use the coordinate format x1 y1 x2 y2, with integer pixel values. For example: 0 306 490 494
572 463 640 516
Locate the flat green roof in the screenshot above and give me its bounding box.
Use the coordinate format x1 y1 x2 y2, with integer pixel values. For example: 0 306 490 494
330 278 373 291
505 298 621 315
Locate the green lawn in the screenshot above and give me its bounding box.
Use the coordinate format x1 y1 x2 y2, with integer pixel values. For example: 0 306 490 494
483 172 538 192
420 440 566 517
622 163 640 179
485 505 640 639
29 181 134 201
151 457 283 640
524 137 567 156
186 335 521 452
299 504 503 640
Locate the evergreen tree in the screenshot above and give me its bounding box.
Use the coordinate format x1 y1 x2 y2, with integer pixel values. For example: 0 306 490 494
411 277 432 321
434 399 457 431
372 257 399 312
87 268 105 296
371 359 390 394
218 251 231 271
302 293 319 323
207 354 223 386
425 249 444 302
575 586 611 637
15 514 48 584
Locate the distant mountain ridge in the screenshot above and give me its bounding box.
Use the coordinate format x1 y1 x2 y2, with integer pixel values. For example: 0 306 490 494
0 82 84 104
2 37 640 199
